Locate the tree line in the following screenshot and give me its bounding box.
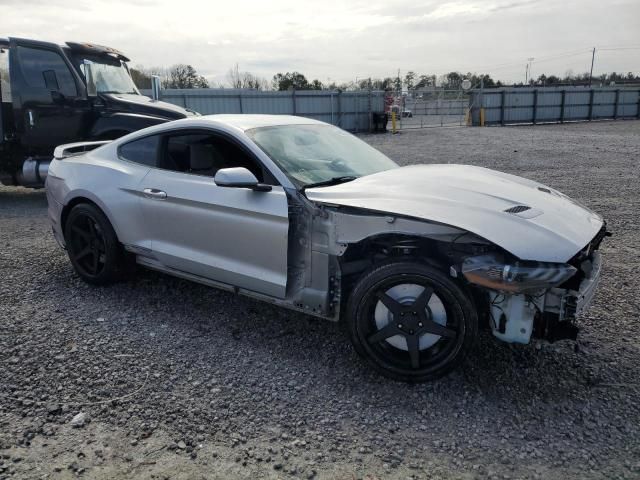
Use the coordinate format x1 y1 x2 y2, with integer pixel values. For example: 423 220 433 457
130 64 640 91
130 64 326 91
399 70 640 89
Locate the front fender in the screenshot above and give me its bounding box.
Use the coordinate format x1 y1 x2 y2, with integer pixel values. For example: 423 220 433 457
331 211 479 251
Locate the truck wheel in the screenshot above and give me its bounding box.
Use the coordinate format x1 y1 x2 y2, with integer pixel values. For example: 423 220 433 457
346 261 477 382
64 203 125 285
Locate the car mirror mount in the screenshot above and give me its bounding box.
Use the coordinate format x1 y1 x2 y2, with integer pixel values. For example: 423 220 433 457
214 167 272 192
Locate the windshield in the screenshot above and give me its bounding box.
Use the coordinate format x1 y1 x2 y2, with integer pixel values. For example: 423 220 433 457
247 124 398 188
77 56 139 95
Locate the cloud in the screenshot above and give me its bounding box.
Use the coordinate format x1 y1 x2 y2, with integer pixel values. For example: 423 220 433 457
2 0 639 84
488 0 541 12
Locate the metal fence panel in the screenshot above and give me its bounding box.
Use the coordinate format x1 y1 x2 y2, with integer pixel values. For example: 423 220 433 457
536 106 562 121
505 106 534 123
565 91 590 106
140 88 384 132
564 104 589 120
505 91 533 107
537 91 562 106
470 86 640 125
482 92 503 108
484 104 501 124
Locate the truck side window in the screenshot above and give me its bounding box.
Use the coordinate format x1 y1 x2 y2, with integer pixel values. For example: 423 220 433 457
118 135 159 167
17 47 78 97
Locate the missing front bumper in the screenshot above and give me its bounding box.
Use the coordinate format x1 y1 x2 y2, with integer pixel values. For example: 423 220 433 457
546 251 602 322
535 251 602 342
488 251 603 344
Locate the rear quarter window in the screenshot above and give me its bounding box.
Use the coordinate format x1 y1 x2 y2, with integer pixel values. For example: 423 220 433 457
118 135 159 167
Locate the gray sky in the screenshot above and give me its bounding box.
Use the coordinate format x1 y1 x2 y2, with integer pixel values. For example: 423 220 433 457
3 0 640 85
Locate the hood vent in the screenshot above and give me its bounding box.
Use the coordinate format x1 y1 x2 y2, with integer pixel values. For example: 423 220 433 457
504 205 532 214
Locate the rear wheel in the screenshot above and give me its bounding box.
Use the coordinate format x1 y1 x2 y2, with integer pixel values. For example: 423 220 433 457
64 203 125 285
346 261 477 382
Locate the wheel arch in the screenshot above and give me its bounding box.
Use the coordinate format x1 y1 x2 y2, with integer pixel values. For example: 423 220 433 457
61 192 122 242
89 113 168 140
336 230 491 322
327 209 495 307
339 232 453 282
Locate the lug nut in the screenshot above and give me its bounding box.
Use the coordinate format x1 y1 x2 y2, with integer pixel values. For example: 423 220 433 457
398 324 403 329
418 322 423 327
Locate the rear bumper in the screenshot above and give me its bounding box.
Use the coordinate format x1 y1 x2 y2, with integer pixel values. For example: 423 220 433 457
46 188 66 249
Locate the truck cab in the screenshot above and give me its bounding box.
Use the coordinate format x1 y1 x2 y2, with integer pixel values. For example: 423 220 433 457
0 37 194 187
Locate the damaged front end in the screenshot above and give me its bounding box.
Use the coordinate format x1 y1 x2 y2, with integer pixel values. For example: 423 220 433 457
460 225 608 344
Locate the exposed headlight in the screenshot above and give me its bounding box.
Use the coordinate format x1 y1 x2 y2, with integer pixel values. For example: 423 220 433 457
461 254 577 293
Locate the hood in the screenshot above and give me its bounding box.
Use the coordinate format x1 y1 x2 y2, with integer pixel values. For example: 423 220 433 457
305 164 603 263
101 93 195 119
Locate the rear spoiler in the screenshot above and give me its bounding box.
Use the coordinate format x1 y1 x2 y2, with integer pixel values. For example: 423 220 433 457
53 140 111 160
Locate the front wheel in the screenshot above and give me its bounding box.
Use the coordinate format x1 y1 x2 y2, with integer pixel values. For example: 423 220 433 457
346 262 477 382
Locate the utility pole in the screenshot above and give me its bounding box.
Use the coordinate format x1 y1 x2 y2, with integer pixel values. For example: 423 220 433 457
526 57 535 85
367 76 372 132
589 47 596 86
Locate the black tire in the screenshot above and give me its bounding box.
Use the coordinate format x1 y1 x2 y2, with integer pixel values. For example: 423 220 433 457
63 203 125 285
346 261 477 382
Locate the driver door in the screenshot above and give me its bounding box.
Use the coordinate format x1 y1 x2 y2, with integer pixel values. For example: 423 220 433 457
9 39 89 153
138 130 290 298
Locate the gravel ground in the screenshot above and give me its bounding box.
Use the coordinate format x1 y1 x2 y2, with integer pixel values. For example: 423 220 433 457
1 120 639 480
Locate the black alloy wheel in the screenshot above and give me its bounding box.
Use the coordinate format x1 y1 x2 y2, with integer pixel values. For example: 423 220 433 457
64 203 125 285
347 261 477 382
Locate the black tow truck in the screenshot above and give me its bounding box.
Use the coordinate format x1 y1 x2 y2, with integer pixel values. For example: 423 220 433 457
0 37 194 187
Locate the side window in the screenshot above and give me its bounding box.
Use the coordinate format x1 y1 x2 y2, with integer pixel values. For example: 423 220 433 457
160 132 273 183
17 46 78 97
118 135 159 167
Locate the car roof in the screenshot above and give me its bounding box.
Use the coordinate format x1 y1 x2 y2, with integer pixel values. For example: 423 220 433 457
195 114 326 131
106 114 331 154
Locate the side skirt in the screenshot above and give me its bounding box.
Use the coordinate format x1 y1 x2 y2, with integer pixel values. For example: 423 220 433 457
136 256 335 321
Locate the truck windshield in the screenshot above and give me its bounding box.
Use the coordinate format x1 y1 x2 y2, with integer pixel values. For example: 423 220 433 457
77 56 139 95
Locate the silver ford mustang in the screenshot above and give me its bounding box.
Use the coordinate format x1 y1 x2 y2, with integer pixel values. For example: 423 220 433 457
46 115 607 382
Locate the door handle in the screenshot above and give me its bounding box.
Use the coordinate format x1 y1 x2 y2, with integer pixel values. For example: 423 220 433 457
143 188 167 199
